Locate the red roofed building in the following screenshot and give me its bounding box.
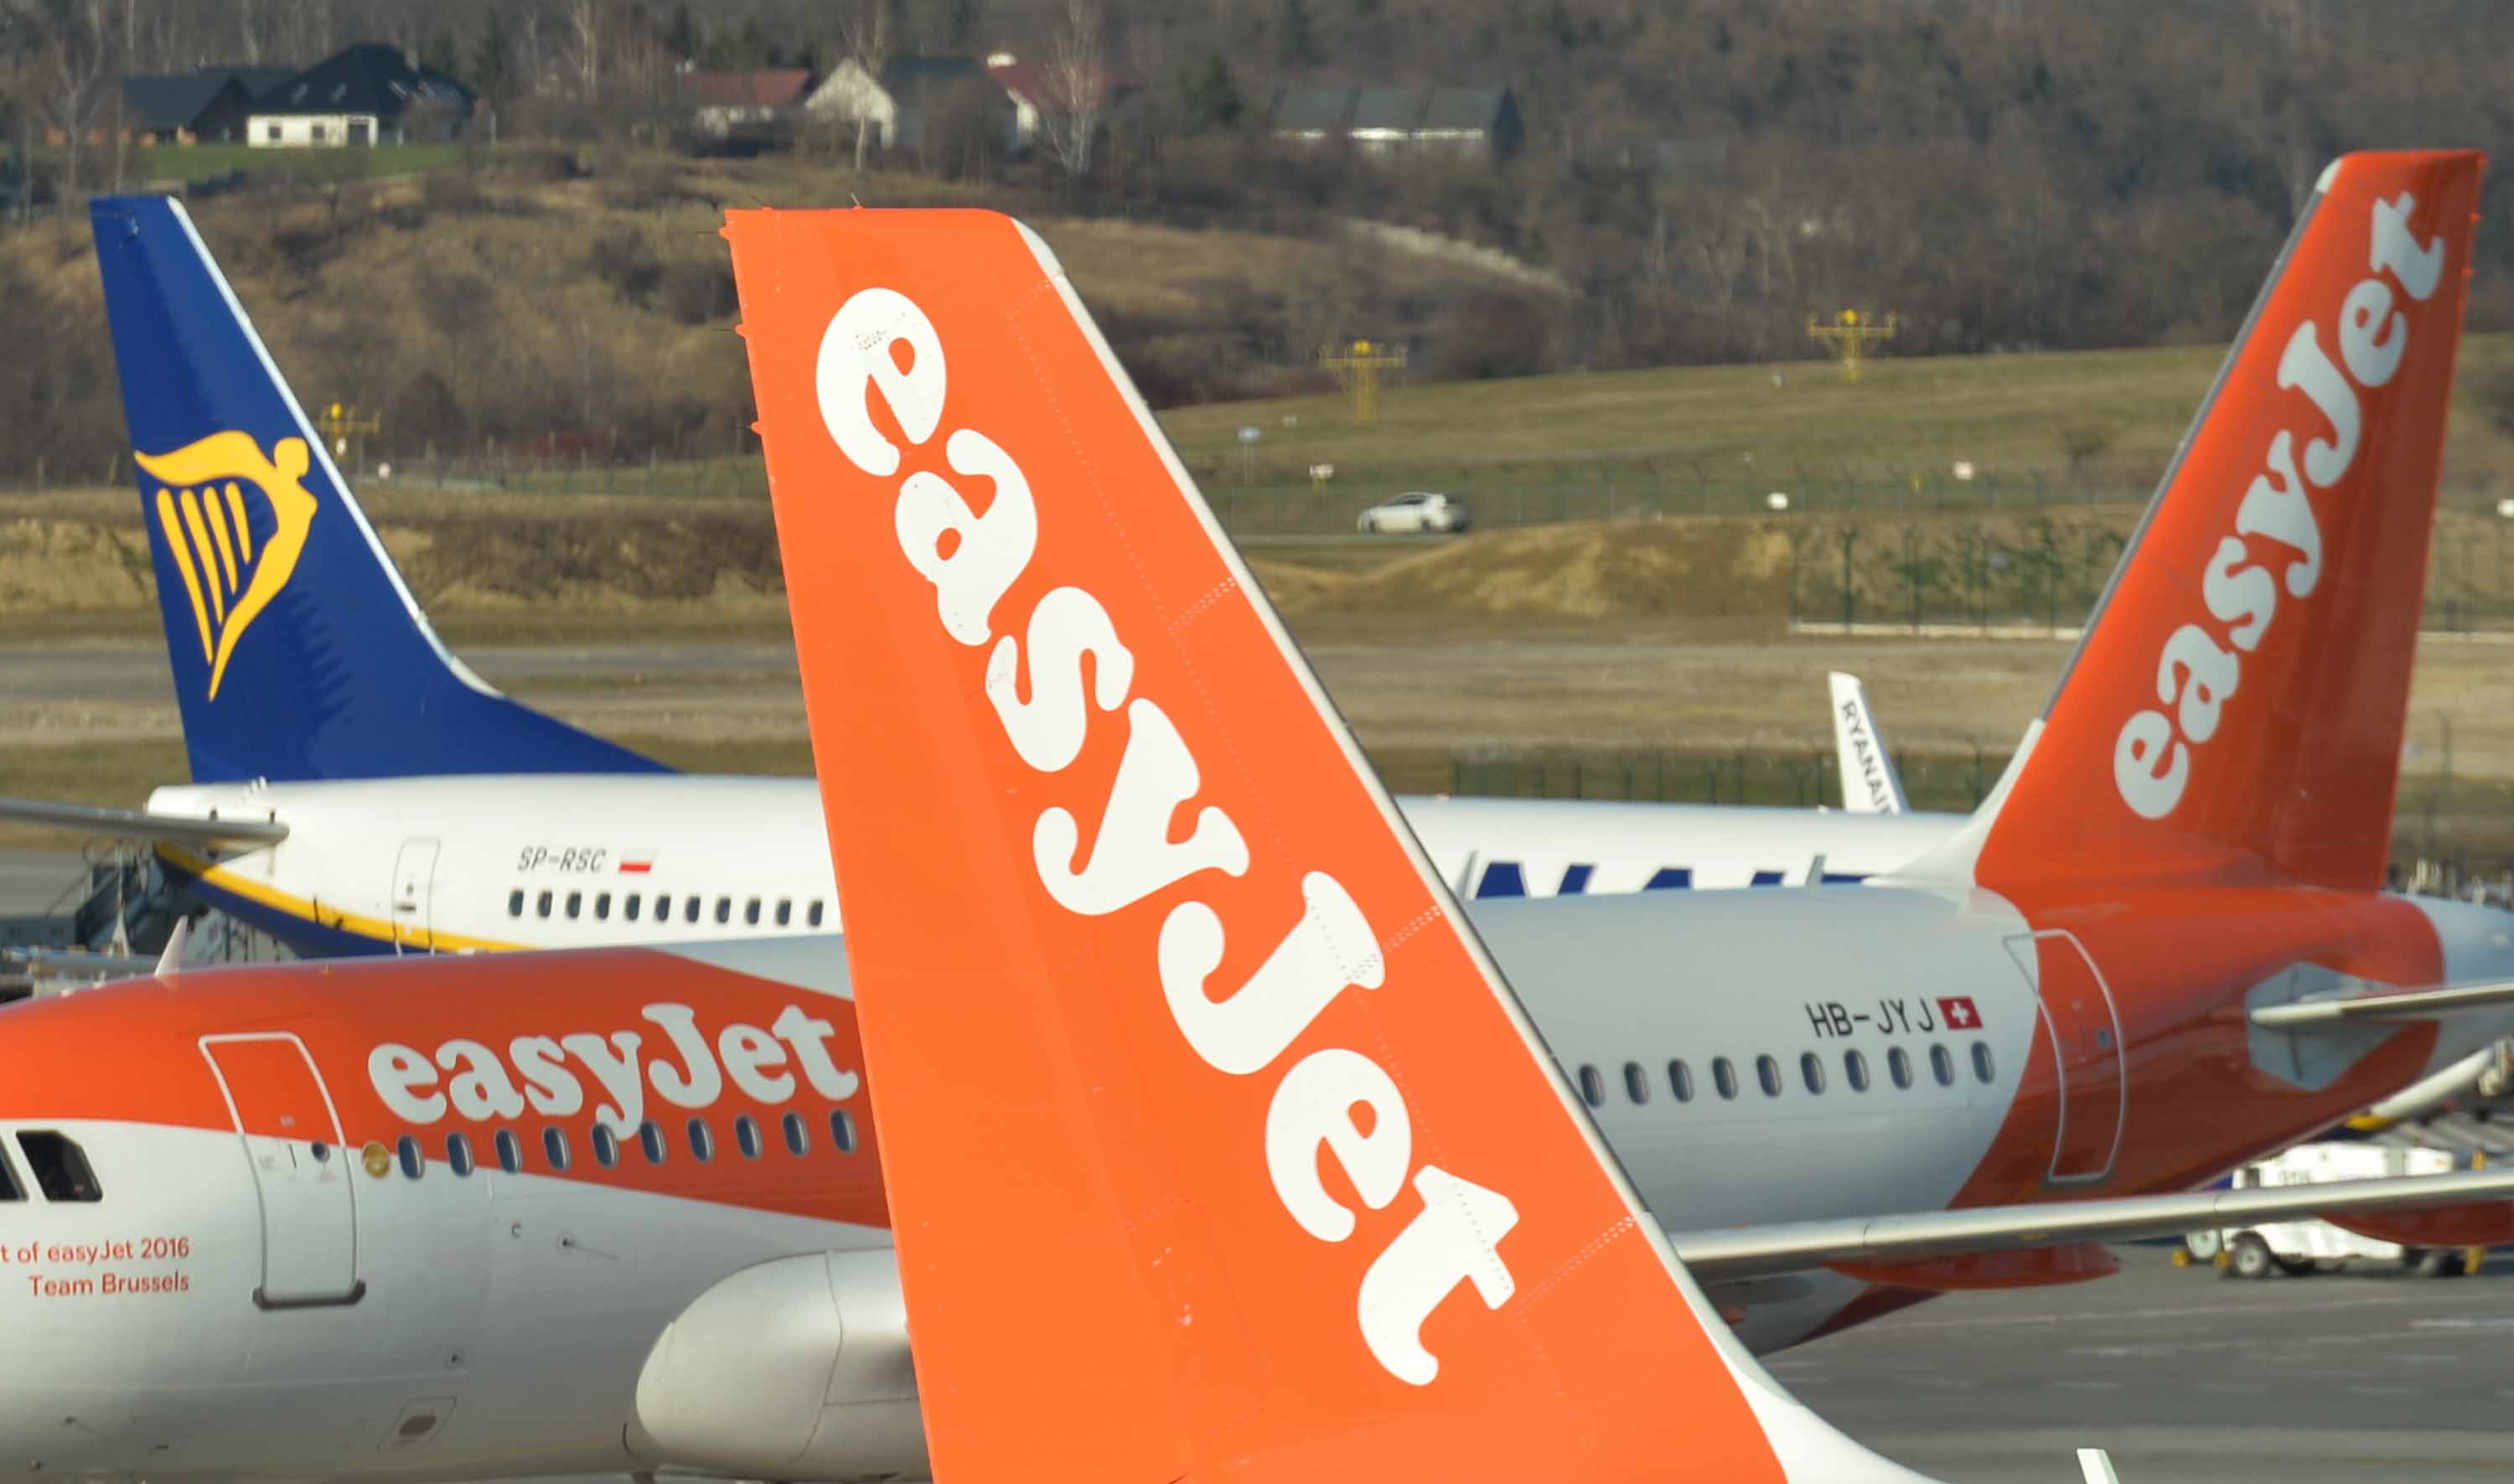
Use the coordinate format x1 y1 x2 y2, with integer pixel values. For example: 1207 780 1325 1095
983 51 1133 158
677 68 813 138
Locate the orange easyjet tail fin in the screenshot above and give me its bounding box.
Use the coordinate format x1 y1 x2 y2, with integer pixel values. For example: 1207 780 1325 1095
1944 151 2485 894
727 209 1932 1481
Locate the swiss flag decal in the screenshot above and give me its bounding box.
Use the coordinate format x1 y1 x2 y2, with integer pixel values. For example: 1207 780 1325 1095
1937 995 1981 1030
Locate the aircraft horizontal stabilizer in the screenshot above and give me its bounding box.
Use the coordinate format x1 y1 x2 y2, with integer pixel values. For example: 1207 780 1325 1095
2250 979 2514 1026
0 796 287 847
1667 1168 2514 1281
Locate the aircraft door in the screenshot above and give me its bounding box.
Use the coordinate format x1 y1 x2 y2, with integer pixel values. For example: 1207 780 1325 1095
2003 930 2125 1187
199 1034 365 1308
391 836 439 953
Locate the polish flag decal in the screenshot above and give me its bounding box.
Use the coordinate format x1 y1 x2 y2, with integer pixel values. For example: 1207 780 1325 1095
1937 995 1981 1030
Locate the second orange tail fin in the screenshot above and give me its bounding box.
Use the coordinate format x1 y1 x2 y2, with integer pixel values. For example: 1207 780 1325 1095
729 209 1929 1481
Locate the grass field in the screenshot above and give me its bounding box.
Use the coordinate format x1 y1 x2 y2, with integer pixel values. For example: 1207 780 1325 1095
48 142 466 186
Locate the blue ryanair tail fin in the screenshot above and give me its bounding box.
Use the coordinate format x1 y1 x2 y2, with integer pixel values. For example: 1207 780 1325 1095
89 196 669 783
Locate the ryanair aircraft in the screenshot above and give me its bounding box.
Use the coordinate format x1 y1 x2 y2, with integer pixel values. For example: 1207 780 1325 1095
5 197 1958 958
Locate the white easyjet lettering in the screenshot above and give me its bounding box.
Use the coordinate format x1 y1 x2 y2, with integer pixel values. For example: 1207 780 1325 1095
2113 190 2444 820
823 282 1519 1385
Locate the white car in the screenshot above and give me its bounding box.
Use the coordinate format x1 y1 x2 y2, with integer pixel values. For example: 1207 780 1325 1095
1357 491 1471 534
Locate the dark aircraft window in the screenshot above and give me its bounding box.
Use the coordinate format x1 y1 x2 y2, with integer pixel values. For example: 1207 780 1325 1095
783 1111 810 1156
685 895 702 923
594 893 612 921
494 1129 523 1173
1575 1064 1606 1107
16 1131 100 1202
1971 1042 1995 1084
396 1135 424 1180
687 1117 716 1161
1667 1059 1694 1103
0 1144 23 1201
809 901 826 928
744 897 763 926
776 898 793 927
830 1108 859 1154
1622 1062 1650 1104
1930 1045 1956 1087
1844 1050 1870 1093
566 892 582 920
639 1120 668 1165
625 894 642 922
1798 1052 1825 1095
446 1132 474 1176
1756 1055 1782 1098
507 889 525 918
1711 1057 1738 1100
591 1125 619 1168
536 890 553 918
542 1126 572 1171
1887 1047 1914 1090
715 897 732 925
734 1114 763 1159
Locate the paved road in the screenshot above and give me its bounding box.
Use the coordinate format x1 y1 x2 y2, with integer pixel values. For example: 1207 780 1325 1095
1792 1249 2514 1481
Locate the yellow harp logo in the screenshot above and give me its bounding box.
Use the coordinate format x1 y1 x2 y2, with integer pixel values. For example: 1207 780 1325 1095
137 432 319 701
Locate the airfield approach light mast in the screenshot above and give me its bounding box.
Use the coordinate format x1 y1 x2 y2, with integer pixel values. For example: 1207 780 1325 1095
1319 339 1407 424
1806 310 1898 382
316 401 381 468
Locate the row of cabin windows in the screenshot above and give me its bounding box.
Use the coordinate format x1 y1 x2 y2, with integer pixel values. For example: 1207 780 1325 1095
0 1130 101 1203
387 1107 861 1181
508 888 826 931
1576 1042 1995 1109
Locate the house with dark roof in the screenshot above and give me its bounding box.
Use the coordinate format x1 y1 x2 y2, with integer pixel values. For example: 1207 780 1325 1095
805 56 1016 154
246 44 475 148
122 70 257 145
676 69 813 138
1267 84 1521 161
981 51 1137 155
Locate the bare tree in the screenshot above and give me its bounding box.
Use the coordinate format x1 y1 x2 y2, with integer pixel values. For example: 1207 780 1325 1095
1039 0 1108 176
563 0 602 102
34 0 122 202
837 0 891 172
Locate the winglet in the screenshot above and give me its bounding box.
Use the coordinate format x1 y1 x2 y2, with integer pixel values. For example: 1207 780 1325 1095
729 207 1933 1481
87 196 667 783
1829 672 1907 814
1910 152 2485 893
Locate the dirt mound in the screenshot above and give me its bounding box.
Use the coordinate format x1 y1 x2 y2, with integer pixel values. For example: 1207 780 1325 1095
1279 518 1798 621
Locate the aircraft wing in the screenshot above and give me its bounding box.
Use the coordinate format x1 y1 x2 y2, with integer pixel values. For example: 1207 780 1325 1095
0 797 287 847
1667 1169 2514 1280
2250 979 2514 1026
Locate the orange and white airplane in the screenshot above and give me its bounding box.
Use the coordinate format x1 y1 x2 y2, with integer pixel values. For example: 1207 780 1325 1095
3 152 2511 1481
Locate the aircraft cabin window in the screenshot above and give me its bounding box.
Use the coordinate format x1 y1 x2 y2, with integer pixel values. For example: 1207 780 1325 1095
536 890 553 918
639 1120 667 1165
1844 1050 1870 1093
446 1132 475 1176
1667 1059 1694 1103
15 1131 100 1202
592 1125 620 1168
566 892 582 920
1799 1052 1825 1094
1930 1044 1956 1087
594 893 612 921
1887 1047 1914 1090
543 1127 572 1171
1971 1042 1995 1084
1622 1062 1649 1104
809 901 826 928
745 897 763 926
507 889 525 918
1756 1055 1782 1099
783 1111 810 1156
715 897 732 925
687 1117 716 1161
1575 1064 1606 1107
830 1108 859 1154
685 895 702 924
1711 1057 1738 1100
775 898 793 928
0 1144 23 1201
734 1114 763 1159
494 1129 524 1174
396 1135 424 1180
625 894 642 922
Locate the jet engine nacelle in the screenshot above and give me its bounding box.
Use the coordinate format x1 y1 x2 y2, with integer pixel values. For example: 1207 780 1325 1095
632 1249 925 1482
